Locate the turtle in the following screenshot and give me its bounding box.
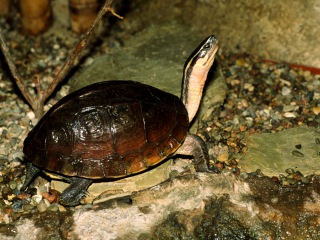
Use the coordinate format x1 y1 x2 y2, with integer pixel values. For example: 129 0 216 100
21 35 219 206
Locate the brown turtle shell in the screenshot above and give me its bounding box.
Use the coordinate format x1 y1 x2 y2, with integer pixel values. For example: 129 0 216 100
23 81 189 179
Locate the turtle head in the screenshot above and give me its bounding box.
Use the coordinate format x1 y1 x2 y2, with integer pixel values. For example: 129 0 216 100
181 35 218 122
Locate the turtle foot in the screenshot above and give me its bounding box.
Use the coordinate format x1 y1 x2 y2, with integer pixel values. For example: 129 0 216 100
59 177 92 206
175 133 218 174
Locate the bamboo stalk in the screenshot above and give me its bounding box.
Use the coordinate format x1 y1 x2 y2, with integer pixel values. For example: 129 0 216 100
19 0 52 35
69 0 101 33
44 0 123 105
0 0 11 16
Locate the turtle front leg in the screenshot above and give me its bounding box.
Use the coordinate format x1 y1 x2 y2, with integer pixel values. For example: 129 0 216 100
175 133 214 173
21 162 41 191
59 177 92 206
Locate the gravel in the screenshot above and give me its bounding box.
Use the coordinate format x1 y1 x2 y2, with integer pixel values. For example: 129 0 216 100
200 53 320 170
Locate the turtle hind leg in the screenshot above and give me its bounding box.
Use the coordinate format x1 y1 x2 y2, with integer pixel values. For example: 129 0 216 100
59 177 92 206
175 133 219 173
21 162 41 191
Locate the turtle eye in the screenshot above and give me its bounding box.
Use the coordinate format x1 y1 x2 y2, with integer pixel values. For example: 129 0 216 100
204 43 211 49
198 35 218 58
199 41 213 57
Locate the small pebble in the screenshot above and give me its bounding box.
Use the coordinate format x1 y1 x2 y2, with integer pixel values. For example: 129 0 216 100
12 212 22 221
17 192 31 200
1 214 10 224
26 111 35 120
84 57 94 66
9 138 18 147
244 83 254 91
301 177 309 184
31 195 43 205
313 107 320 115
2 187 13 200
53 43 60 50
31 118 38 126
281 86 291 96
42 190 59 203
217 151 229 162
282 180 290 186
58 205 67 212
10 151 24 161
270 197 279 204
287 178 296 185
9 181 17 190
37 199 50 212
240 172 249 180
23 204 35 211
294 144 302 149
11 200 23 212
283 112 296 118
7 193 16 201
292 150 304 157
285 168 295 175
282 105 296 112
47 204 59 212
19 117 30 127
279 79 291 86
43 104 52 112
9 161 21 169
293 173 302 181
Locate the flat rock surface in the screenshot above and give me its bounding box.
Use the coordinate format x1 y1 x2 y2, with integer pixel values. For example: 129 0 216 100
240 126 320 176
3 173 320 239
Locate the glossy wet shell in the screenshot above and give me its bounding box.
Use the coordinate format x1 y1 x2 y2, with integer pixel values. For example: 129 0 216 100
23 81 189 179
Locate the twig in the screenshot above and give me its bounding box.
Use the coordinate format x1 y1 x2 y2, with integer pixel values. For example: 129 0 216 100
0 28 35 108
0 0 123 118
44 0 123 102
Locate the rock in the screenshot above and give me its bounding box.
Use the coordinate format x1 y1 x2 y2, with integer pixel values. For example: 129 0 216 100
47 204 59 212
37 199 50 213
2 173 320 239
239 126 320 176
31 195 42 205
120 0 320 68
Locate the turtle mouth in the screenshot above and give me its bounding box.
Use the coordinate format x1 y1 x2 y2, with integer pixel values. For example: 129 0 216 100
207 35 218 46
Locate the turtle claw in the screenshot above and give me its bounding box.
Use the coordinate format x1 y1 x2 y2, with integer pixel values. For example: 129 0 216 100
60 190 88 206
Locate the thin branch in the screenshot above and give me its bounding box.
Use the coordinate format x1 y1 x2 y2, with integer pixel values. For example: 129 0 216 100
0 0 122 118
0 28 35 107
44 0 123 99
